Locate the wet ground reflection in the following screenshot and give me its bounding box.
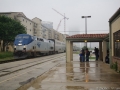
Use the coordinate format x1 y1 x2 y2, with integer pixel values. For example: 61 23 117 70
17 57 120 90
66 86 88 90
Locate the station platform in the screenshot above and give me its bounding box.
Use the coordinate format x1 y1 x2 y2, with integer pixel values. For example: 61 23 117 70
18 54 120 90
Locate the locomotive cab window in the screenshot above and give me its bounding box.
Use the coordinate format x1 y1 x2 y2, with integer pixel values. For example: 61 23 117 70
23 36 29 39
50 47 53 49
40 39 44 41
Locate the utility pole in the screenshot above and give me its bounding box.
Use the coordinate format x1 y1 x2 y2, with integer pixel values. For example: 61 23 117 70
52 8 69 34
81 16 91 47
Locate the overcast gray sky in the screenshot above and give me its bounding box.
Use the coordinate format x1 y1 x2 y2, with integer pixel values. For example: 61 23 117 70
0 0 120 35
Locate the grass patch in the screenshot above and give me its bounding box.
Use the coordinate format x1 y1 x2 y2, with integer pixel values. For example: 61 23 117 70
0 57 14 61
111 62 118 71
73 51 95 59
73 51 80 54
89 56 95 59
0 52 14 61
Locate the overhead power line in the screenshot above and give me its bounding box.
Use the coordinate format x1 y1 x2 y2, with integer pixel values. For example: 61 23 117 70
59 30 109 32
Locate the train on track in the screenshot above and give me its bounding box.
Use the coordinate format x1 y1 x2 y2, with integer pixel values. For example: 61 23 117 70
13 34 66 59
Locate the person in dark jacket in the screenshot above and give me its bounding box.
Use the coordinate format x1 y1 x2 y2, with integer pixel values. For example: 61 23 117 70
79 49 85 62
79 51 82 62
85 48 90 62
94 47 99 61
82 49 85 62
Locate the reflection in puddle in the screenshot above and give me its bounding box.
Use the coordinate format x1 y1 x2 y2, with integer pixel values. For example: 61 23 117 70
17 70 53 90
17 62 98 90
17 59 120 90
19 77 35 86
66 86 88 90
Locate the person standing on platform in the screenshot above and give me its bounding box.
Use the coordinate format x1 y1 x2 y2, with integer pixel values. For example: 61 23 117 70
94 47 99 61
79 51 82 62
81 49 85 62
85 48 90 62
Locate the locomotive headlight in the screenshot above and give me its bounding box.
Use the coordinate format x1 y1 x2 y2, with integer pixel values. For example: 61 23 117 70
14 46 16 48
23 46 26 51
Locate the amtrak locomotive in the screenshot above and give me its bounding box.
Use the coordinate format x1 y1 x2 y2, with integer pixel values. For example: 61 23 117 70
13 34 66 59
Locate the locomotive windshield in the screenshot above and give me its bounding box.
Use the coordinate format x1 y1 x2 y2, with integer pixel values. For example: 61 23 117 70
15 36 29 39
14 34 33 45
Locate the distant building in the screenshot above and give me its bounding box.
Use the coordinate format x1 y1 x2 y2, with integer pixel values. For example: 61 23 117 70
41 21 53 29
0 12 66 51
42 25 52 39
32 17 42 37
41 21 67 42
0 12 40 37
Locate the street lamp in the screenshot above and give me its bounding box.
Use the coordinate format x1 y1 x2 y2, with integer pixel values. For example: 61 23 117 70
82 16 91 47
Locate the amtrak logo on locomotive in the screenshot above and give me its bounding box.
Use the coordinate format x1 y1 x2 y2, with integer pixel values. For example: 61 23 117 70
37 42 41 47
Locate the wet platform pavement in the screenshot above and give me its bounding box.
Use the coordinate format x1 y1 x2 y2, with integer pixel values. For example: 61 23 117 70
18 54 120 90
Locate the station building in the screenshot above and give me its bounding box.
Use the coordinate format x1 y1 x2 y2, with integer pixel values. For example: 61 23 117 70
109 8 120 71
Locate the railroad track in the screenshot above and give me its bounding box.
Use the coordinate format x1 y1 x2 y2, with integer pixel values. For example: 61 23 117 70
0 53 66 77
0 53 65 64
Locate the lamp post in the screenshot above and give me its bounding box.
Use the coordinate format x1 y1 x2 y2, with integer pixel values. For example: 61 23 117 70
81 16 91 47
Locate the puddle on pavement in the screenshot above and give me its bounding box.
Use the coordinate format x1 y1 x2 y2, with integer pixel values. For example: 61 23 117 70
17 70 54 90
17 61 120 90
17 64 88 90
66 86 88 90
19 77 35 85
